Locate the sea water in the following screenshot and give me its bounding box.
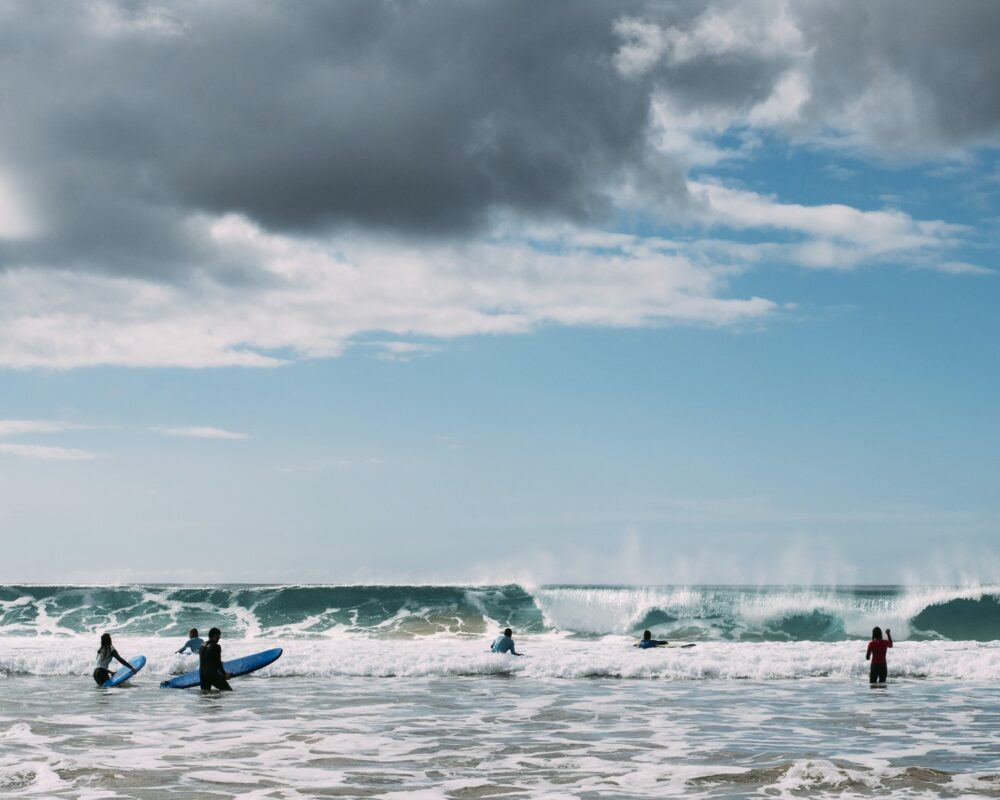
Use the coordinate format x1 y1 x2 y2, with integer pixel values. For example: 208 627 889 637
0 584 998 798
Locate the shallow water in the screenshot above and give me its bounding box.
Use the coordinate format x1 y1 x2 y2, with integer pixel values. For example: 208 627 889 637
2 584 998 797
2 674 999 798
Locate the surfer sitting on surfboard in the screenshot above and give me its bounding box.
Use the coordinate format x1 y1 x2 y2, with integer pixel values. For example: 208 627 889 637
93 633 135 686
199 627 234 691
638 630 668 649
866 626 892 685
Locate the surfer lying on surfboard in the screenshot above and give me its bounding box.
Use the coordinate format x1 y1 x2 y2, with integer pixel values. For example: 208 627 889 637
93 633 136 685
638 630 668 649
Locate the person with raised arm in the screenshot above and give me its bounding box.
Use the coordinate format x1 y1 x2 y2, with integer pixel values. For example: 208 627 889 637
866 626 893 685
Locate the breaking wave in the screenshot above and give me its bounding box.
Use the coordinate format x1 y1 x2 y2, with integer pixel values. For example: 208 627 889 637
0 583 998 642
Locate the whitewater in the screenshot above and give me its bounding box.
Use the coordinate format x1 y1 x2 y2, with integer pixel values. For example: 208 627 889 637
1 584 998 798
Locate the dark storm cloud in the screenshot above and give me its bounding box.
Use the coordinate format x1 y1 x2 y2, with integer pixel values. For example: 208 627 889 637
797 1 1000 151
0 0 659 277
0 0 999 281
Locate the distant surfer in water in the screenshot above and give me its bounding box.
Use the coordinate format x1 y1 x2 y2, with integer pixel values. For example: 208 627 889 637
866 626 893 685
491 627 522 656
199 627 233 691
93 633 135 686
177 628 204 655
638 630 668 649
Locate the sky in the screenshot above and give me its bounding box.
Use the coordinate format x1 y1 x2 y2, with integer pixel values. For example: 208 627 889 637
1 0 998 584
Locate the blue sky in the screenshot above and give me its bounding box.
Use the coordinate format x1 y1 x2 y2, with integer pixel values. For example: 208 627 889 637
1 1 998 583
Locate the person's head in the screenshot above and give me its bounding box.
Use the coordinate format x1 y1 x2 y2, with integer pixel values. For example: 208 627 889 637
643 630 652 640
208 627 221 642
188 628 199 638
872 626 883 640
504 628 512 637
99 632 112 653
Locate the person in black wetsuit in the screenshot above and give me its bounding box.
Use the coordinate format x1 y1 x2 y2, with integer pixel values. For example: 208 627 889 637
199 627 233 692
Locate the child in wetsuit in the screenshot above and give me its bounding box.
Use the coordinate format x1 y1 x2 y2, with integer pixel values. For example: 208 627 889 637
199 627 233 691
93 633 135 685
866 626 893 684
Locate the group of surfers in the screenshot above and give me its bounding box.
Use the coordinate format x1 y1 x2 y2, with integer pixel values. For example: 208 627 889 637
94 624 896 689
93 627 232 691
493 625 896 685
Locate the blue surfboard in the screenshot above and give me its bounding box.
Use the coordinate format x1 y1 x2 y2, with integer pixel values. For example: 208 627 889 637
102 655 146 687
160 647 282 688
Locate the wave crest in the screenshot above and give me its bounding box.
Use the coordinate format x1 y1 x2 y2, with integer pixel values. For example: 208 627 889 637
0 584 998 642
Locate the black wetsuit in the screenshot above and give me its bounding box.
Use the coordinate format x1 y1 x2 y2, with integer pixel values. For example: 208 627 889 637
199 641 232 691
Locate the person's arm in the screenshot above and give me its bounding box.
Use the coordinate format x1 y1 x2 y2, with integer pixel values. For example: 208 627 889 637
112 649 134 670
656 640 669 646
865 641 873 661
886 629 892 648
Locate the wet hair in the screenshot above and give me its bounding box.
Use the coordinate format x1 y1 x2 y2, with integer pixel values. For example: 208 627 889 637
98 632 112 656
872 626 883 640
504 628 512 637
189 628 199 638
208 627 221 639
643 630 652 640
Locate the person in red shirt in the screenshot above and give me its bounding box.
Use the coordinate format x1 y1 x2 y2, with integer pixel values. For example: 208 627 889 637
866 626 893 685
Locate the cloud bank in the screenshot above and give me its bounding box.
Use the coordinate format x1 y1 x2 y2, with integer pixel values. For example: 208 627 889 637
0 0 995 369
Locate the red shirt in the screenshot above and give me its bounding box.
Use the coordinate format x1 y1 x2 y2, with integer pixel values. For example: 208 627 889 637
866 637 892 665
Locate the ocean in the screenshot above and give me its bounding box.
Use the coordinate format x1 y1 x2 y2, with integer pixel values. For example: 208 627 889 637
1 584 999 798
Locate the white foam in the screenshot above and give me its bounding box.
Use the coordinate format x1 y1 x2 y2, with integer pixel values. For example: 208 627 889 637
1 634 999 682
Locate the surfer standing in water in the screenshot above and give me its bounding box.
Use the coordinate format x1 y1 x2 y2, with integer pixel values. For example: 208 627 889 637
866 626 893 685
177 628 204 655
491 628 522 656
199 627 233 691
93 633 135 686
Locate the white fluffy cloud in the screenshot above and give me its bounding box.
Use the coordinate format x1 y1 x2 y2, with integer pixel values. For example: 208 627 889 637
0 183 976 369
687 182 967 269
0 214 779 369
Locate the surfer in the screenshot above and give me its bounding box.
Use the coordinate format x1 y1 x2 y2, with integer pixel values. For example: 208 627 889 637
93 633 135 686
866 626 893 685
177 628 204 655
638 630 669 649
491 627 522 656
199 627 233 691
